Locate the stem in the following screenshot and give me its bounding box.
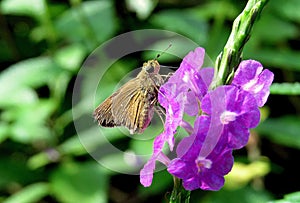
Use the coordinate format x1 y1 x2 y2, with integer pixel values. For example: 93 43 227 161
212 0 269 88
169 177 191 203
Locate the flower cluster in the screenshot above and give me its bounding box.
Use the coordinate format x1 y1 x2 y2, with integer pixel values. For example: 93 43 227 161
140 47 274 191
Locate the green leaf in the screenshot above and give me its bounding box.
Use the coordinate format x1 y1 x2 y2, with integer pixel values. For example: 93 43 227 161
58 135 86 156
245 49 300 72
130 138 155 156
0 158 43 189
0 0 46 20
126 0 157 19
0 88 38 108
251 14 298 43
271 0 300 22
0 122 9 143
55 1 117 49
269 191 300 203
53 44 87 72
0 40 13 62
59 126 124 156
27 149 60 170
150 9 208 45
50 162 108 203
225 159 270 189
200 186 272 203
256 116 300 149
190 1 238 57
270 83 300 95
28 127 123 169
191 1 238 20
139 170 172 197
4 100 56 144
0 56 63 105
141 39 199 64
3 183 49 203
99 153 137 174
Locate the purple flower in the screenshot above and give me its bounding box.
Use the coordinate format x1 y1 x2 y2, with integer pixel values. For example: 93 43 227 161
168 116 234 191
140 47 208 187
184 68 214 116
140 149 170 187
201 85 260 149
162 47 213 104
167 85 260 191
180 53 213 100
232 60 274 107
167 47 205 84
157 47 208 149
158 84 187 151
139 47 274 191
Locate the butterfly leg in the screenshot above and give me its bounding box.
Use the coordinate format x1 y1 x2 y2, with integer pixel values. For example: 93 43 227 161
154 105 166 126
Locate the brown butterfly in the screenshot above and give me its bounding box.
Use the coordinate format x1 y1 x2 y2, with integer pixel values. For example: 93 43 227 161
93 59 165 134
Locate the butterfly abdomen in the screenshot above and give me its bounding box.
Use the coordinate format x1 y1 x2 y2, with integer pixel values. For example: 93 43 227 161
136 86 159 133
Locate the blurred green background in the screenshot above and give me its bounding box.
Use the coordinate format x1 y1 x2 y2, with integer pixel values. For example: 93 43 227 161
1 0 300 202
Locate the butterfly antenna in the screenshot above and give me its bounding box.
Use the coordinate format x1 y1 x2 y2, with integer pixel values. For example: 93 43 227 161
155 43 172 60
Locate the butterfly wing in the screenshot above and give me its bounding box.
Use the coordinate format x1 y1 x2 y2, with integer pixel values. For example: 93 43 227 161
94 93 117 127
94 69 161 134
112 80 146 134
93 76 147 133
93 73 142 127
111 77 154 134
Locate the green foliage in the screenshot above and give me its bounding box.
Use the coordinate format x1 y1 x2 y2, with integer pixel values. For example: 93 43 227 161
256 116 300 149
0 0 299 202
55 1 117 50
269 191 300 203
1 0 47 20
200 186 273 203
271 83 300 95
150 9 208 45
3 183 49 203
50 162 108 203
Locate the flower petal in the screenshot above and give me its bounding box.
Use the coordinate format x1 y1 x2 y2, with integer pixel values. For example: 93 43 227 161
168 114 234 191
201 86 260 149
140 157 156 187
232 60 274 107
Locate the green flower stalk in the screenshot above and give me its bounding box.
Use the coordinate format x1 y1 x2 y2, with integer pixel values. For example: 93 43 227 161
213 0 269 88
169 178 191 203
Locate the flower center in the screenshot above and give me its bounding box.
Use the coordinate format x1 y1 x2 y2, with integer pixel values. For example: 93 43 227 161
220 111 237 124
195 156 212 172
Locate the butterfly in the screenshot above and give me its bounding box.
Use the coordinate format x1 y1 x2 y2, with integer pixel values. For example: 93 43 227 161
93 59 165 134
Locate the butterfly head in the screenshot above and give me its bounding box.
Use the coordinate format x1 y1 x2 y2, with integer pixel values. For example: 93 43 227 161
143 59 160 74
142 44 172 74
